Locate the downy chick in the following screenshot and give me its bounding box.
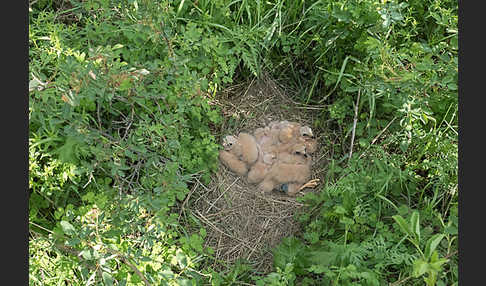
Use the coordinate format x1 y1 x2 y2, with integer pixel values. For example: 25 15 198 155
257 144 312 193
219 132 259 176
278 122 315 144
257 162 311 193
254 126 280 153
247 152 276 184
219 150 248 177
222 133 259 165
276 142 310 165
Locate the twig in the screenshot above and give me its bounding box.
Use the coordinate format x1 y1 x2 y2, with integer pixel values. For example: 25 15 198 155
389 275 411 286
55 244 98 271
358 116 397 159
178 180 199 219
444 250 458 260
206 177 239 213
371 116 397 145
246 228 266 261
348 90 361 163
122 105 135 140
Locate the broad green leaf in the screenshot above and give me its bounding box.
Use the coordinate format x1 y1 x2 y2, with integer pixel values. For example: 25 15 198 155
335 205 347 215
102 272 114 286
60 221 76 236
430 257 449 271
79 249 93 260
444 225 458 235
397 204 409 216
175 249 188 268
412 259 429 278
424 272 438 286
177 278 192 286
410 211 420 242
425 234 445 259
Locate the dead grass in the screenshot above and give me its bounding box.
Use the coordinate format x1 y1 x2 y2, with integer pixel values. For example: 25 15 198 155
181 73 333 274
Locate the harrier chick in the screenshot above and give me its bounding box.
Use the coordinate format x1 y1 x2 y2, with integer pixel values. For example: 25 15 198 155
219 132 259 176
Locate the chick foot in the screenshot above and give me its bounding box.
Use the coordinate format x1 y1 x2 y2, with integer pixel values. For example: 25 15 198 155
298 178 320 191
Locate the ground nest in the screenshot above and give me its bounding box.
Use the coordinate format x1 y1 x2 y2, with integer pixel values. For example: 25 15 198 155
185 74 332 273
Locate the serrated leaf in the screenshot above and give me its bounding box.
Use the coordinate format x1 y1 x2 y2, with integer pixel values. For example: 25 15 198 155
272 237 306 270
308 251 337 269
425 234 445 259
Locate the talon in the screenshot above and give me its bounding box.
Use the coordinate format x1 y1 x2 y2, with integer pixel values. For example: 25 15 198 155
298 179 320 191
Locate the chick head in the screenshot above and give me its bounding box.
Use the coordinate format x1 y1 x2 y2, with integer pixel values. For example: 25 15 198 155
222 135 238 151
299 126 314 138
292 143 308 158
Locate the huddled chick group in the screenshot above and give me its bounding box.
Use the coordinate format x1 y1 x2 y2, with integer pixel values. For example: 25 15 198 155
218 120 320 196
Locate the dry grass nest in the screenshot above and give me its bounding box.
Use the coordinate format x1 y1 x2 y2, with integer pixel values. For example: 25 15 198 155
181 73 333 274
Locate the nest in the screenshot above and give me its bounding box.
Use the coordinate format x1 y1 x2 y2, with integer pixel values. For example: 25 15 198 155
182 73 331 273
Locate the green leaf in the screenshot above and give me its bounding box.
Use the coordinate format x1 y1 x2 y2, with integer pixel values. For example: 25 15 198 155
335 205 347 215
412 258 429 278
430 257 449 271
444 225 458 235
447 82 457 91
400 140 409 152
425 234 445 259
273 237 307 271
118 78 132 91
410 211 420 242
308 250 337 269
392 215 411 237
60 221 76 236
340 216 354 226
199 228 206 238
102 272 114 286
397 204 409 216
79 249 93 260
175 249 188 268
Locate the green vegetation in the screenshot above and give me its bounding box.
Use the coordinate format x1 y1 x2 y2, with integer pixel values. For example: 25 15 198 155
29 0 457 285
